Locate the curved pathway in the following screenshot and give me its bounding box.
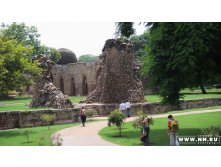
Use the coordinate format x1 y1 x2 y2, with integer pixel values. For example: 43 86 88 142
52 109 221 146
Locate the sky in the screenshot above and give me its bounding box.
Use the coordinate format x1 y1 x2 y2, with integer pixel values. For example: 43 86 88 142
26 22 147 57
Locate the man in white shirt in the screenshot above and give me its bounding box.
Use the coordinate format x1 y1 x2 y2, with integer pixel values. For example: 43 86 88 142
119 101 126 116
125 100 131 118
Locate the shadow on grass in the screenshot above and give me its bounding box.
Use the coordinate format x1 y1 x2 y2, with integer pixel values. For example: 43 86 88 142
181 92 221 95
0 96 32 101
0 130 36 138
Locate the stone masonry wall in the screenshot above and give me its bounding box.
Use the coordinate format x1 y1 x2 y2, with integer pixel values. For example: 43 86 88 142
0 98 221 130
51 60 102 96
82 98 221 116
0 108 79 130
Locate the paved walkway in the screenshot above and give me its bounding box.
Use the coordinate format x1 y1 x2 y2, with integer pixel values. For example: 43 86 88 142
52 109 221 146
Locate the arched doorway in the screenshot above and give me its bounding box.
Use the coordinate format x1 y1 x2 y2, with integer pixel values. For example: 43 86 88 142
82 76 88 95
60 77 64 93
71 77 76 96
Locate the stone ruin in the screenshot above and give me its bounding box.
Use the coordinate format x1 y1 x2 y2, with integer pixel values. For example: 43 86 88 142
30 55 73 108
85 39 145 103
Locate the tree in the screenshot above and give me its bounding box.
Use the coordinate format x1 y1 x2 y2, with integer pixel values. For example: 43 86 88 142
0 37 42 97
1 22 41 57
115 22 221 105
130 33 149 60
132 111 153 134
108 110 125 137
0 22 61 62
78 54 97 63
39 45 61 63
115 22 135 38
142 22 221 104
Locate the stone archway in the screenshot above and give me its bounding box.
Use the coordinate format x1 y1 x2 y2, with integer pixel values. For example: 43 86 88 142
71 77 76 96
60 77 64 93
82 76 88 95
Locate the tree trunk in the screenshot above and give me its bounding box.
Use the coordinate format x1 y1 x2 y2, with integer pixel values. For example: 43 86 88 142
199 80 207 94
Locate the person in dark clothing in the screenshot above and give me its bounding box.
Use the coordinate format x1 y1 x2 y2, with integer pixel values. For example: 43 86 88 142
142 118 150 146
80 106 87 126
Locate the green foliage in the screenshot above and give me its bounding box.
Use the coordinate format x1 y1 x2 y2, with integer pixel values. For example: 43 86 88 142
108 109 125 136
41 114 56 130
0 22 61 62
86 109 97 119
201 126 221 136
39 45 61 63
24 130 31 143
0 37 42 97
130 33 149 59
0 22 41 57
142 22 221 105
78 54 97 63
132 111 153 134
115 22 135 38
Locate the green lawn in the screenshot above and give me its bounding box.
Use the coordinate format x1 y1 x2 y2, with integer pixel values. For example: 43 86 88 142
99 111 221 146
0 122 82 146
166 105 221 114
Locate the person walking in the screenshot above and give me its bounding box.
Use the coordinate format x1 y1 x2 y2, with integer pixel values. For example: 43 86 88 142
167 115 179 146
125 100 131 118
140 118 151 146
80 106 87 127
119 101 127 117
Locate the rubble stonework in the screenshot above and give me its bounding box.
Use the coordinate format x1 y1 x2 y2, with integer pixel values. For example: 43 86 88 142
30 55 73 108
1 98 221 130
86 39 145 103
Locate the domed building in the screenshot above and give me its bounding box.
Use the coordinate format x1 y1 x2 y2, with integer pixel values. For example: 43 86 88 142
51 48 101 96
57 48 78 65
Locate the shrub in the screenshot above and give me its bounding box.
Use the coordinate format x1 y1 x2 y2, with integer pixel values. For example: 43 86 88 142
132 111 153 134
41 114 56 130
86 110 97 120
24 130 31 143
108 109 125 137
201 126 221 136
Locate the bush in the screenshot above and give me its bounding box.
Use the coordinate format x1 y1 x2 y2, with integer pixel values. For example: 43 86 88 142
132 111 153 134
24 130 31 143
201 126 221 136
86 110 97 118
41 114 56 130
108 110 125 137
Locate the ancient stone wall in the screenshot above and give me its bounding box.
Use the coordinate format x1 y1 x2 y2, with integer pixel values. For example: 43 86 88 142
0 108 79 130
1 98 220 130
86 39 145 103
51 59 102 96
79 98 221 116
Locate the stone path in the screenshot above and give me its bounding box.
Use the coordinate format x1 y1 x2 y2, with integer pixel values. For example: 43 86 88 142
52 109 221 146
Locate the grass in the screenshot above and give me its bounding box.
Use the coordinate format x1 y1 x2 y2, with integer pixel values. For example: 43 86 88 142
0 120 98 146
68 96 86 103
0 96 85 112
0 88 220 112
166 105 221 114
99 111 221 146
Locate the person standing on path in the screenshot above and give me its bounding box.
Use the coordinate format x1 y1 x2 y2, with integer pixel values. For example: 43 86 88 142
119 101 127 117
80 106 87 127
167 115 179 146
125 100 131 118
